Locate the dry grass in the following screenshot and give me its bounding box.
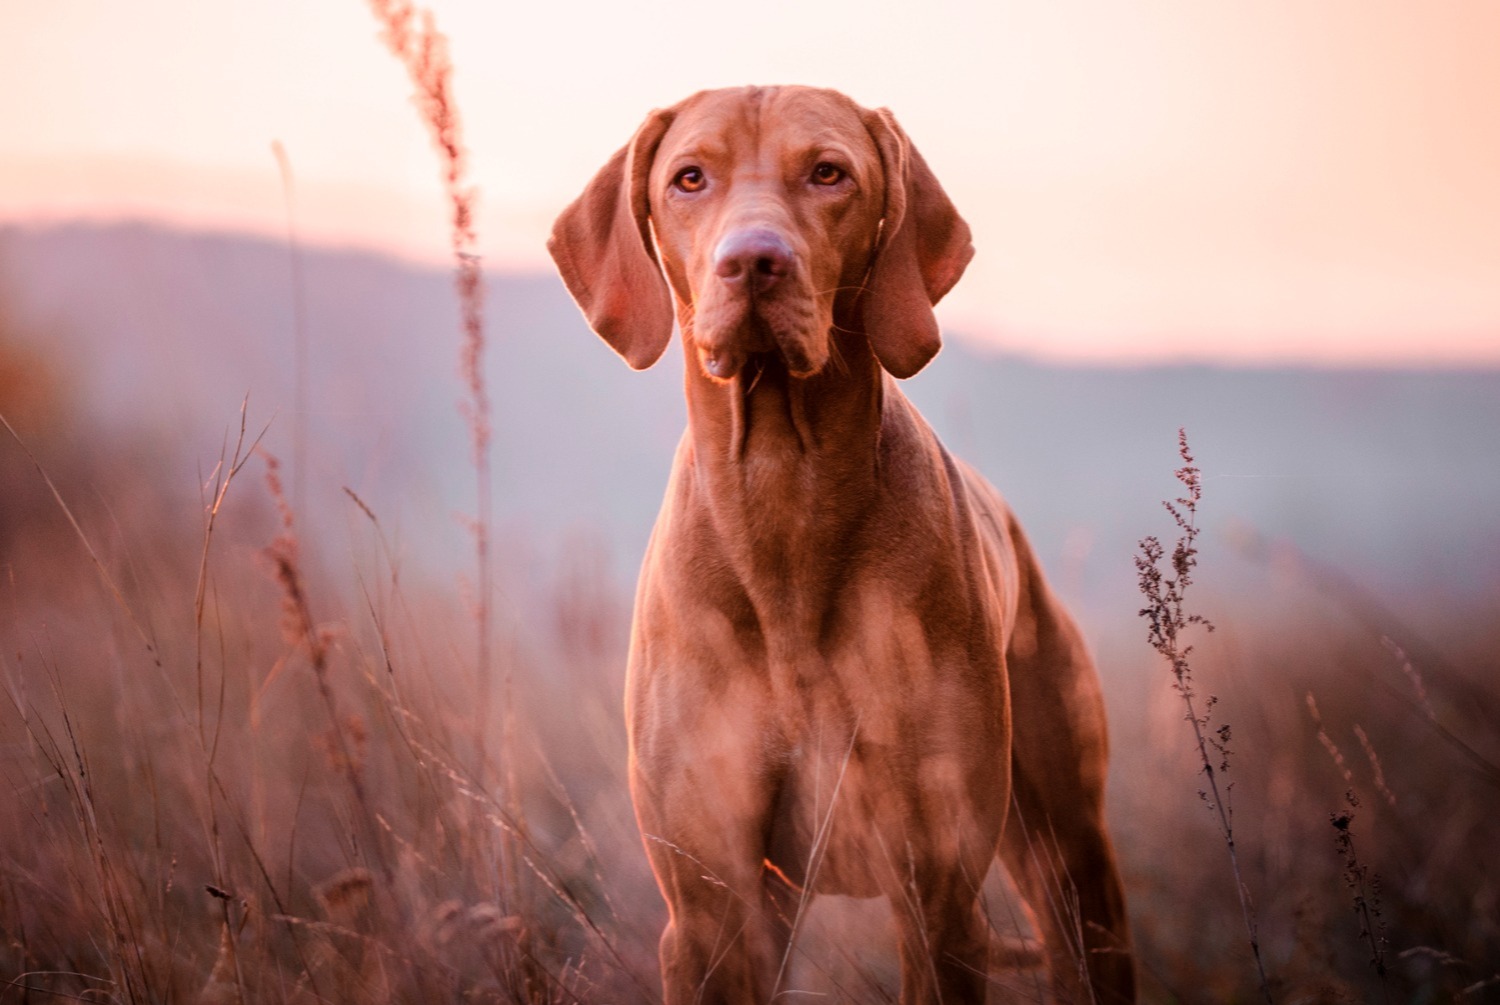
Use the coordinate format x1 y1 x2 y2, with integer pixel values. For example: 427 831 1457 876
4 328 1499 1005
1118 438 1500 1004
0 383 662 1002
1135 430 1271 1001
1 12 1497 1001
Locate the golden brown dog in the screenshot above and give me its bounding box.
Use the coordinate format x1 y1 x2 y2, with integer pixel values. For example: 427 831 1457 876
549 85 1134 1004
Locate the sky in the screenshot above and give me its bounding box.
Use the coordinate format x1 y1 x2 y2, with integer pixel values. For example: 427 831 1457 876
2 0 1498 365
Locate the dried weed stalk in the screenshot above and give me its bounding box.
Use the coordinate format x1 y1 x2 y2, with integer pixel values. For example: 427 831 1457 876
1330 793 1391 998
1308 695 1392 999
1136 429 1273 1003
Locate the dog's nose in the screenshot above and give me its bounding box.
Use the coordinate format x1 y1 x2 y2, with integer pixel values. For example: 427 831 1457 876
713 229 792 293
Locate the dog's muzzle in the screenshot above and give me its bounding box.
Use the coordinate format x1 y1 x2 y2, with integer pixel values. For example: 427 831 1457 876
698 227 824 380
713 228 793 295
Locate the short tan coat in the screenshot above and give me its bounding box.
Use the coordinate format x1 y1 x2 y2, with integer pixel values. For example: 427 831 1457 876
550 85 1134 1004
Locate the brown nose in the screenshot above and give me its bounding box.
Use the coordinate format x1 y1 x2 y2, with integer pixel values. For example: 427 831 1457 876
713 229 792 293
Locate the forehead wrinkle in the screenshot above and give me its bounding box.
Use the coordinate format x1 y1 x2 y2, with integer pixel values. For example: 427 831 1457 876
766 88 864 131
802 138 863 160
652 87 883 198
750 85 773 146
657 90 762 169
661 135 731 165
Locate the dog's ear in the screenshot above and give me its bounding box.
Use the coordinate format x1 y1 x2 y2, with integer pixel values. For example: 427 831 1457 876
548 110 675 369
860 108 974 379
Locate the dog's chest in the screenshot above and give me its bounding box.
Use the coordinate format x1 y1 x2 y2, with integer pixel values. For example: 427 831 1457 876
764 695 1007 899
753 619 1009 898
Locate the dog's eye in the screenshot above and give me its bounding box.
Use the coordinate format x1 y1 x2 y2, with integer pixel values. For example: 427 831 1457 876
672 167 706 193
811 162 845 186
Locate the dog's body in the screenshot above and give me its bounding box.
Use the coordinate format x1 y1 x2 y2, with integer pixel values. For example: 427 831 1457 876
550 86 1133 1004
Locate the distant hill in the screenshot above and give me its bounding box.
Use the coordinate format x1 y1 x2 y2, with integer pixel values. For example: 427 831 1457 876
2 222 1497 634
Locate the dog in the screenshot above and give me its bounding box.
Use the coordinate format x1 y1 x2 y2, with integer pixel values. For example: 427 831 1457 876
549 85 1134 1004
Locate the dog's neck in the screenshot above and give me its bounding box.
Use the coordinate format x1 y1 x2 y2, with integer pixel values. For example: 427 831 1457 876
678 323 890 629
682 325 884 469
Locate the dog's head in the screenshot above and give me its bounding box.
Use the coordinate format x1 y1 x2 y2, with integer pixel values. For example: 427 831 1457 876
548 85 973 380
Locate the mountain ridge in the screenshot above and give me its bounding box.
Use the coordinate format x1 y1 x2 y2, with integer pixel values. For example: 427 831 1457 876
2 221 1496 627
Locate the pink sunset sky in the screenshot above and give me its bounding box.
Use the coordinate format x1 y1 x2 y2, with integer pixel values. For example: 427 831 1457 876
2 0 1498 365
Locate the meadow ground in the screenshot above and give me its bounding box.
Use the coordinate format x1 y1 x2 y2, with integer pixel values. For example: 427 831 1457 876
1 343 1497 1003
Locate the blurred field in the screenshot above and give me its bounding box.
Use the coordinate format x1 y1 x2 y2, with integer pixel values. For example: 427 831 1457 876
2 229 1499 1003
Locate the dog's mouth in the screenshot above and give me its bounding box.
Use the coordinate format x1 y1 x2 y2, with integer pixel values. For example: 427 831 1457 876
698 313 767 379
697 308 824 382
699 338 820 383
708 351 802 412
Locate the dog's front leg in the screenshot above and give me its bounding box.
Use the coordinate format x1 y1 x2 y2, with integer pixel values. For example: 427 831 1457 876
633 769 789 1004
649 848 788 1005
882 834 995 1004
629 656 790 1004
864 700 1010 1005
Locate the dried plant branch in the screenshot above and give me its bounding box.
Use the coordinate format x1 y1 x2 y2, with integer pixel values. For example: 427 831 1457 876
1308 696 1393 999
1330 794 1391 999
1136 429 1273 1003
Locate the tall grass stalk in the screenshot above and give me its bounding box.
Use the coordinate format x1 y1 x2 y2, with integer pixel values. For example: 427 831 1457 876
1304 693 1393 1000
0 412 162 670
364 0 500 784
1136 429 1273 1003
193 398 263 752
263 449 391 888
1231 529 1500 790
270 141 309 525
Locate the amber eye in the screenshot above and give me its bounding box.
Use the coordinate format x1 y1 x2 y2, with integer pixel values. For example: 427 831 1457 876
811 162 845 186
673 167 706 192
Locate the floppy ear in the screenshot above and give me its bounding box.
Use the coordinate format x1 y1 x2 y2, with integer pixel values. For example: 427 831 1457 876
547 110 675 369
860 108 975 378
